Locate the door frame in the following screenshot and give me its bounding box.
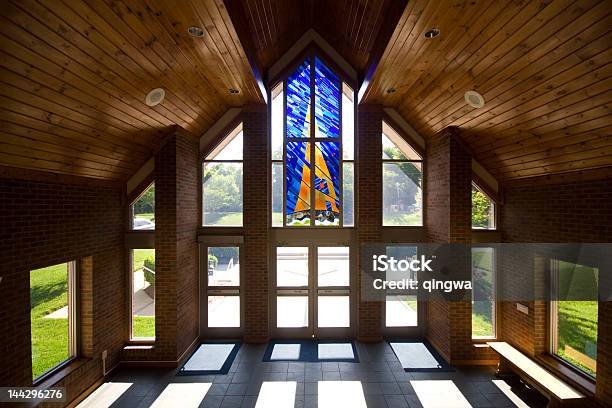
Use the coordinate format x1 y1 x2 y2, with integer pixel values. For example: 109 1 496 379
270 237 357 339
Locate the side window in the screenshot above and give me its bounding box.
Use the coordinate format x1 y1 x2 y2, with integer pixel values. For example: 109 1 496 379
131 183 155 230
550 260 598 377
131 249 155 340
471 182 495 230
203 123 243 227
472 247 496 339
382 121 423 226
30 261 77 380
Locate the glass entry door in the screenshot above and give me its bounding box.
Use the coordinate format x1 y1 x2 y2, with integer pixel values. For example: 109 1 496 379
273 245 352 338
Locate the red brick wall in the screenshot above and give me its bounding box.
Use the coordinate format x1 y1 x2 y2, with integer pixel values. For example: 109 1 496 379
500 177 612 405
425 128 497 363
0 174 124 404
242 105 270 342
357 105 383 341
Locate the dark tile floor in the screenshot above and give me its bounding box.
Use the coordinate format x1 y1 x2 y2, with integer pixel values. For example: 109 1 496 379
77 342 549 408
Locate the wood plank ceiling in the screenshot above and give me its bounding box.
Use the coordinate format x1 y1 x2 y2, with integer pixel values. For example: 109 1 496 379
1 0 611 183
236 0 394 73
363 0 612 181
0 0 261 181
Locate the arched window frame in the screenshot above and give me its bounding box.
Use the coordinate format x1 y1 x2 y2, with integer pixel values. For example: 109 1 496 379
270 52 356 228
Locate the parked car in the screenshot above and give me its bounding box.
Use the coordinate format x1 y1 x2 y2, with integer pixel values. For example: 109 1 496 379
133 217 155 230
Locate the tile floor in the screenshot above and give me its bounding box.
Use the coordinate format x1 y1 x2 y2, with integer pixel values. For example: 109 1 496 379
77 342 549 408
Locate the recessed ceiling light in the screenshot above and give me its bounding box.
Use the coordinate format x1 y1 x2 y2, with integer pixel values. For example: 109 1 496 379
386 88 396 94
424 28 440 39
228 88 240 95
464 90 485 108
145 88 165 107
187 26 204 38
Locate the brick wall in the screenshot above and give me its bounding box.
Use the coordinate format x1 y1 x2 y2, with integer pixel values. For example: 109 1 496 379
500 177 612 405
242 105 269 342
357 105 383 341
0 173 124 404
425 128 497 363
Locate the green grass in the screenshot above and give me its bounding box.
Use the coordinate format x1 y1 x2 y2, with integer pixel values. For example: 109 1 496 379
30 263 70 379
135 212 154 221
554 261 598 376
204 212 243 226
557 301 598 376
132 316 155 339
472 303 494 338
383 212 422 226
133 248 155 270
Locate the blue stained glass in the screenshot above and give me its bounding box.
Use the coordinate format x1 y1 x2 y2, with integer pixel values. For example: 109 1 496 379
286 61 311 139
286 141 311 226
314 57 340 139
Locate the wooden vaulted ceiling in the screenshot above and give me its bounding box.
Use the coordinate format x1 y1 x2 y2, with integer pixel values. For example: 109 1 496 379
236 0 395 72
363 0 612 181
0 0 611 183
0 0 261 181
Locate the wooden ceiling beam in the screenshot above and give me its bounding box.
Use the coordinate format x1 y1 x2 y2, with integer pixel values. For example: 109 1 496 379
223 0 267 103
357 0 408 103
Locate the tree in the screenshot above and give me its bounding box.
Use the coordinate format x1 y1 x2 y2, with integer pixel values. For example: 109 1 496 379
133 184 155 214
472 187 492 228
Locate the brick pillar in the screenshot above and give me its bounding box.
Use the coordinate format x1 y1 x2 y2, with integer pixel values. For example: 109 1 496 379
357 105 383 341
242 105 269 343
425 127 472 362
155 130 199 360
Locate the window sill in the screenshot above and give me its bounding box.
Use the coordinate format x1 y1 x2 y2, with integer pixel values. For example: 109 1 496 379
124 344 155 351
535 354 595 396
32 357 90 388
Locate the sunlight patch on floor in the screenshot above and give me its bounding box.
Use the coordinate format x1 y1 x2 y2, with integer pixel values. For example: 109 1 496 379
318 381 366 408
411 380 472 408
150 383 211 408
255 381 297 408
77 382 132 408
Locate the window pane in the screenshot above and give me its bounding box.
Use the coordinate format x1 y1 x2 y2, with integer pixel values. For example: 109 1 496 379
382 121 421 160
277 296 308 327
343 162 354 226
271 84 284 160
203 162 243 226
385 246 418 281
286 141 311 226
382 162 423 226
314 142 340 226
553 260 598 376
386 295 417 327
342 84 354 160
30 262 71 379
472 248 494 338
207 247 240 286
272 162 283 227
286 60 311 139
132 249 155 339
206 129 243 160
314 57 340 138
208 296 240 327
132 183 155 230
318 296 349 327
318 247 349 286
472 184 495 229
277 247 308 287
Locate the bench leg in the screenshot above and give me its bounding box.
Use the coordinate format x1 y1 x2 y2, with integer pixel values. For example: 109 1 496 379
495 357 515 379
546 399 561 408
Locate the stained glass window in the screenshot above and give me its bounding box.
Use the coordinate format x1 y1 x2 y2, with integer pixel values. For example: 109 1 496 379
286 61 311 139
279 56 351 227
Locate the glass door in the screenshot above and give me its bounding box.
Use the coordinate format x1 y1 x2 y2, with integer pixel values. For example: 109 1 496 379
273 245 352 338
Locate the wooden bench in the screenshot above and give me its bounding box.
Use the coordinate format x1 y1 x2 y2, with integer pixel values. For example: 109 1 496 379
487 342 586 408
